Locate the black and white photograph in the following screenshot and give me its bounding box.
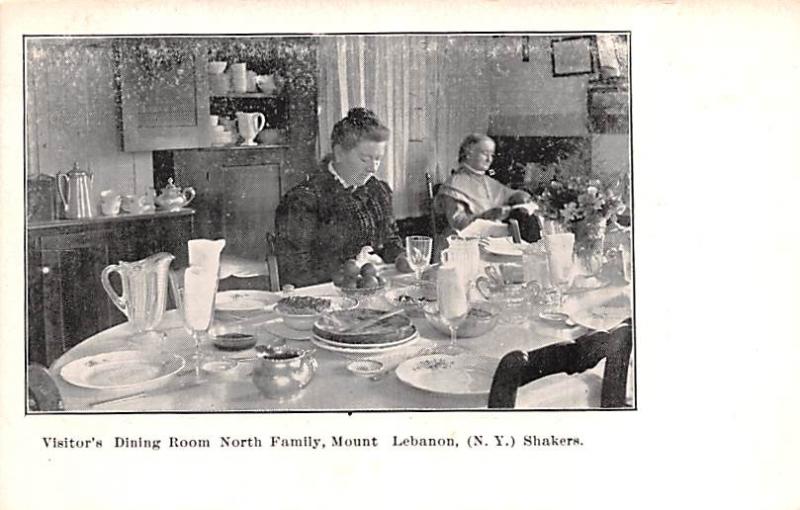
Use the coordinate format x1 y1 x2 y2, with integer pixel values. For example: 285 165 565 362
3 1 799 509
24 33 634 412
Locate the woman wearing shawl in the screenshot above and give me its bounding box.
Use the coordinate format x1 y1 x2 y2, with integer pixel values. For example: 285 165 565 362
435 134 541 242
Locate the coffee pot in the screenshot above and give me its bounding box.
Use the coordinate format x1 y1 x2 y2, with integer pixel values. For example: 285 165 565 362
101 252 175 335
57 162 94 219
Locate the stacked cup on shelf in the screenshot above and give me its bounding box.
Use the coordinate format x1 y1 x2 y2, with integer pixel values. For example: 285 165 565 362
208 60 230 95
210 114 235 146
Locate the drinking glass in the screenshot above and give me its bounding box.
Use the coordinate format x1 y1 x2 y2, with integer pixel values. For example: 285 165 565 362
169 268 218 380
436 265 468 355
405 236 433 283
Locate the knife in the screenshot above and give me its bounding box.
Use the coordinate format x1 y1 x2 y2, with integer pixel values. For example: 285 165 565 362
508 219 522 244
341 309 405 334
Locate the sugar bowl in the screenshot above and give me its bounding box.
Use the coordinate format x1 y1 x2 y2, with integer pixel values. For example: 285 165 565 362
251 346 318 401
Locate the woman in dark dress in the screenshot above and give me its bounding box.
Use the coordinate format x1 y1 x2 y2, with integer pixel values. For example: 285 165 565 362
275 108 403 287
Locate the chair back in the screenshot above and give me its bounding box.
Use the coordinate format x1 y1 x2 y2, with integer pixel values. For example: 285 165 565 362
265 232 281 292
488 319 633 408
28 363 64 412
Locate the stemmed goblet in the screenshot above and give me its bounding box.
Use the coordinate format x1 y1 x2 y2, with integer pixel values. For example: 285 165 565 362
435 265 469 355
405 235 433 284
169 267 218 380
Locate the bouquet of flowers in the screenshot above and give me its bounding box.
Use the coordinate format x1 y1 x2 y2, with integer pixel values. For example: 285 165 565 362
534 175 626 258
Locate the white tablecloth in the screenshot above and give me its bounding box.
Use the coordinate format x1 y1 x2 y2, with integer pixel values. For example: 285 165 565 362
50 266 632 412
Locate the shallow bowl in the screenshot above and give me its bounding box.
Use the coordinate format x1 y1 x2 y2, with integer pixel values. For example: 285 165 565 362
423 302 499 338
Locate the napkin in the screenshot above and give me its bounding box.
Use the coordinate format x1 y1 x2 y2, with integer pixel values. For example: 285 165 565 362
183 266 218 330
543 233 575 285
188 239 226 276
458 219 510 238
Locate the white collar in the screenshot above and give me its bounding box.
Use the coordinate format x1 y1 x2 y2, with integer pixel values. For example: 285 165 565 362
328 161 353 190
462 163 487 176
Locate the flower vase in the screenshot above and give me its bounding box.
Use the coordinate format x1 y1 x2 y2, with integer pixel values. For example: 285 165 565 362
573 217 608 276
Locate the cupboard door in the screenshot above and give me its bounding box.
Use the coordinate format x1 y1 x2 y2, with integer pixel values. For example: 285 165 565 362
39 232 119 365
219 163 281 259
117 38 211 151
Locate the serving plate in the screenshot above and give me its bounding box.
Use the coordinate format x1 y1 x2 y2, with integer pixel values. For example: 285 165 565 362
60 351 185 392
480 237 526 257
395 354 498 396
215 290 280 312
568 305 630 331
311 331 419 355
312 308 415 345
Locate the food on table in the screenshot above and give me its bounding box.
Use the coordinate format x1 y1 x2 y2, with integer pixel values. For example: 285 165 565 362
313 309 415 345
332 259 386 291
275 295 332 315
395 253 414 273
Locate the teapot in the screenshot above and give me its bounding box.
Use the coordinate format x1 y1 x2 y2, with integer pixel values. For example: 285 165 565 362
154 178 196 211
251 346 318 401
57 162 94 219
100 252 175 335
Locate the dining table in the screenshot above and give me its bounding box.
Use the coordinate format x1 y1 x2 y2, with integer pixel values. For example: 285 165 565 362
49 244 634 412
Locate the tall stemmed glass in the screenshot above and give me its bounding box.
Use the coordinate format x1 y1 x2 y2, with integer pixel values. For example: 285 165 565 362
543 233 575 312
405 236 433 284
436 265 468 355
169 267 218 380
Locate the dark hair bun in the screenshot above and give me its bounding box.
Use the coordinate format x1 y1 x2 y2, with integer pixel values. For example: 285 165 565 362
347 107 377 123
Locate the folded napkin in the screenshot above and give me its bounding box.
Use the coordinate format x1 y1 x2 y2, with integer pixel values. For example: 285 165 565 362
458 219 510 238
188 239 226 277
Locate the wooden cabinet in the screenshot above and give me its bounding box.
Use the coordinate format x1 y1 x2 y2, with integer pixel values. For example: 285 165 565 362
27 210 194 366
174 149 284 259
116 38 211 151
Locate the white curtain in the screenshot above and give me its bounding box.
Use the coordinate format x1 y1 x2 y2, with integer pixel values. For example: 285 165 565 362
317 35 494 218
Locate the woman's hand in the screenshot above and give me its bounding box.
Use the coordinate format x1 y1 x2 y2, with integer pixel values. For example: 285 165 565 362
480 206 511 221
507 190 533 206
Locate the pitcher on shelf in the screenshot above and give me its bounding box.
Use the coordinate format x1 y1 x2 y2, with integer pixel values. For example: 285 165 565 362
236 111 266 146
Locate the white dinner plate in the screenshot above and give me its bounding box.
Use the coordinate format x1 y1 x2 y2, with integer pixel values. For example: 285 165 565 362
311 331 419 355
568 305 630 332
60 351 186 392
395 354 498 396
480 237 526 257
215 290 280 312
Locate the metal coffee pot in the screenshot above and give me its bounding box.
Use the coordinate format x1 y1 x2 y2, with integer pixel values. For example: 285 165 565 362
57 162 95 219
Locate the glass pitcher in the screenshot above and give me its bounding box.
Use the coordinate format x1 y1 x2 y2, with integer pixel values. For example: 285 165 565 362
100 252 175 334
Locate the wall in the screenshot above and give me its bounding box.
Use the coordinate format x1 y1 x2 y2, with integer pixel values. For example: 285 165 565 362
26 39 153 213
487 36 590 136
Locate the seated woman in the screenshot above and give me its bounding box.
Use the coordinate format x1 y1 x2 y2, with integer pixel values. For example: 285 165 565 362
435 133 541 242
275 108 404 287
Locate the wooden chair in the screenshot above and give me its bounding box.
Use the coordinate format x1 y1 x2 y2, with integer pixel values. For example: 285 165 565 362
28 363 64 412
216 232 281 292
488 319 633 409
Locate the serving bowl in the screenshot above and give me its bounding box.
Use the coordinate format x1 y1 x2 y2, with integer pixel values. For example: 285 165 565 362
384 282 436 318
275 295 358 331
423 302 499 338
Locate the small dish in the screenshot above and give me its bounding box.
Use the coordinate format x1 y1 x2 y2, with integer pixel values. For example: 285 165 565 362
538 311 572 324
212 332 257 351
346 359 384 378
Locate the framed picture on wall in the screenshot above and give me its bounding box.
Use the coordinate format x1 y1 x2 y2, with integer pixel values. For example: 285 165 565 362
551 36 596 76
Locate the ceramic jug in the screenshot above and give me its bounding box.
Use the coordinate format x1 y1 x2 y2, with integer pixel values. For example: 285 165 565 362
236 112 266 146
57 162 94 219
100 252 175 334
